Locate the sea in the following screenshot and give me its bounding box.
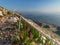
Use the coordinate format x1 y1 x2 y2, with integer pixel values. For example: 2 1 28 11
22 12 60 26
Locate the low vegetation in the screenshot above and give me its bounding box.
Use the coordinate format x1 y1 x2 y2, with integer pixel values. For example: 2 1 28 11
12 19 55 45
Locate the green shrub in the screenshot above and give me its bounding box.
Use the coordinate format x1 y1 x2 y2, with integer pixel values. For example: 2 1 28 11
30 27 39 38
12 36 19 44
36 36 43 43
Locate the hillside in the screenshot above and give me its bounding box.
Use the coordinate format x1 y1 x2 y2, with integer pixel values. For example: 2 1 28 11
0 6 59 45
0 6 20 45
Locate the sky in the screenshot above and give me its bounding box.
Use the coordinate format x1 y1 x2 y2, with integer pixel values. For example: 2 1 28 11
0 0 60 13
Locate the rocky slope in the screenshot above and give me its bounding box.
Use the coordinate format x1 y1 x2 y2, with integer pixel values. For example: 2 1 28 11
0 6 20 45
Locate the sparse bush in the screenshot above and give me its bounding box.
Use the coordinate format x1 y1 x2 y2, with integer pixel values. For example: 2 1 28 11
56 26 60 30
12 36 19 44
38 23 42 27
7 11 12 15
43 25 50 28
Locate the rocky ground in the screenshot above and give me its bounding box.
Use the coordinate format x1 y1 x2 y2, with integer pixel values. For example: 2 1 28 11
0 14 19 45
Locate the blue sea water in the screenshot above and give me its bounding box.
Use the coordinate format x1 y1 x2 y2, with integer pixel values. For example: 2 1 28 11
22 12 60 26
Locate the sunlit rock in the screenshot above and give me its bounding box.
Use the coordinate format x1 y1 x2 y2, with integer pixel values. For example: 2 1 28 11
30 42 36 45
0 11 3 16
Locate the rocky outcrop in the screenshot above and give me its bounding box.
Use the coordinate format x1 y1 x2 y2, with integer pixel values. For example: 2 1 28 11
0 6 20 45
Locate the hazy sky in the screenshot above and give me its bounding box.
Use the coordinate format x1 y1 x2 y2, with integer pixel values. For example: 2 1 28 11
0 0 60 13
